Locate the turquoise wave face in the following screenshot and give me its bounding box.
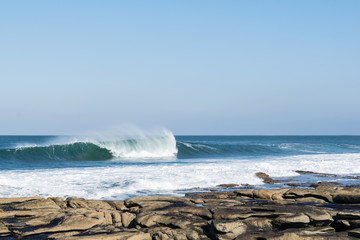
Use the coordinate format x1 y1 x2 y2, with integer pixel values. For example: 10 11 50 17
0 135 360 170
176 136 360 159
0 142 113 162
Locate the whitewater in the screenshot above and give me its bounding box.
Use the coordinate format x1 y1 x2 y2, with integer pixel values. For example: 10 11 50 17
1 131 360 200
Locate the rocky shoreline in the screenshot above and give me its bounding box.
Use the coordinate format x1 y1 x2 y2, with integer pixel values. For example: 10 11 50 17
3 175 360 239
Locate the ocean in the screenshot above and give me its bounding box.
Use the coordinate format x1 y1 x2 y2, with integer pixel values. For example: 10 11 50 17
1 131 360 200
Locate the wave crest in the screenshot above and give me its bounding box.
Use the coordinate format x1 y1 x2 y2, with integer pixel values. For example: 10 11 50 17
0 129 178 162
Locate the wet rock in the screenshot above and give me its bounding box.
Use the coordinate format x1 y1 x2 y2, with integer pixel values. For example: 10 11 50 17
310 181 343 187
295 170 336 177
348 220 360 228
255 172 282 184
337 211 360 220
349 228 360 238
216 184 239 188
333 193 360 204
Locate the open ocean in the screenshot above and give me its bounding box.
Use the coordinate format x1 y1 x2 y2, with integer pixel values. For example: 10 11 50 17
1 131 360 200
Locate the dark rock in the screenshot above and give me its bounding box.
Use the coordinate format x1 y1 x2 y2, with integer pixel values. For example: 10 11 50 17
349 228 360 238
216 184 239 188
295 170 336 177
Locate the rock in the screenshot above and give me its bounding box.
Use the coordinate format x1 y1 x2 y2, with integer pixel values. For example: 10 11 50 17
299 226 335 235
66 197 89 208
272 214 310 229
216 184 239 188
106 200 127 210
85 200 113 211
333 193 360 204
267 232 307 240
0 197 43 205
283 189 332 202
234 189 254 198
110 210 122 227
252 189 288 200
337 211 360 220
305 209 333 226
349 220 360 228
122 212 136 227
149 227 200 240
335 219 350 229
49 197 67 209
244 219 272 230
255 172 277 184
271 189 290 200
16 211 106 237
349 228 360 238
0 209 58 218
47 231 82 239
103 211 113 225
125 196 192 209
310 181 343 187
13 198 60 210
294 197 326 203
23 212 65 227
295 170 336 176
212 220 247 240
213 208 254 220
64 231 152 240
212 220 247 233
136 213 192 229
5 186 360 239
170 205 212 219
0 222 10 235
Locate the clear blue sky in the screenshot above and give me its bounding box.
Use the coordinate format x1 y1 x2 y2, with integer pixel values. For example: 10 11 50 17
1 0 359 135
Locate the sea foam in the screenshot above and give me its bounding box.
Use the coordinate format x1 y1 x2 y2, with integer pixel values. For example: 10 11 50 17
1 152 360 200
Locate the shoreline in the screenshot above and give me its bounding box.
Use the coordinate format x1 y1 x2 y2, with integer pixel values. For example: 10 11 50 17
2 182 360 239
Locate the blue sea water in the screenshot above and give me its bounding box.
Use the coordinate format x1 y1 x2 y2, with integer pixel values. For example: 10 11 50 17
1 132 360 200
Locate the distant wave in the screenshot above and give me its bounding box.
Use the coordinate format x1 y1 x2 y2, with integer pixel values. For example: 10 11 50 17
176 141 360 159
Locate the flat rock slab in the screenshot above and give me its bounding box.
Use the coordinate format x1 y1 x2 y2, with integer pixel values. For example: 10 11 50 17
2 186 360 239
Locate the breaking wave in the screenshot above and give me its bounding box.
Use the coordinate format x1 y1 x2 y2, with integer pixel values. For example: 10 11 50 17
0 129 178 162
1 133 360 164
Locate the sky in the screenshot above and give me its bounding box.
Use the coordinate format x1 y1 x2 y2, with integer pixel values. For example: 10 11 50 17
0 0 359 135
